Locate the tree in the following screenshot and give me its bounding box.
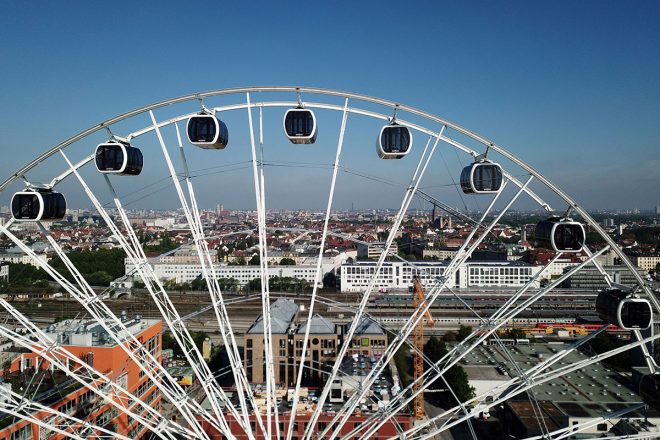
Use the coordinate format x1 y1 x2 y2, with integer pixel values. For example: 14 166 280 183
246 278 262 292
87 271 113 286
457 325 472 342
442 331 457 343
425 336 475 405
50 248 126 286
191 277 206 291
217 277 239 292
279 257 296 266
248 255 260 265
322 272 337 289
164 278 178 290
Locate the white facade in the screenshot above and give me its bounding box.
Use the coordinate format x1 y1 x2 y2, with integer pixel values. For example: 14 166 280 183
356 242 399 259
0 252 49 267
126 260 335 286
0 263 8 281
537 257 579 279
340 261 542 292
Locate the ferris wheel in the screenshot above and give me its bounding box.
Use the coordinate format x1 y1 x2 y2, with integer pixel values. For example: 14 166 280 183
0 86 658 440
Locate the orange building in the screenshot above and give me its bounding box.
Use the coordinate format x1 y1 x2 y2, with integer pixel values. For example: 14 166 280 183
0 316 162 440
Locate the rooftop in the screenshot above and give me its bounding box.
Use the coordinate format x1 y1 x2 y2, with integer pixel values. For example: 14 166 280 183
43 316 160 347
461 342 651 406
297 314 335 334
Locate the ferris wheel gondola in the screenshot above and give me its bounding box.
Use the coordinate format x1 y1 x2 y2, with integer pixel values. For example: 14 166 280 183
186 113 229 149
460 160 503 194
94 141 143 175
283 107 317 144
534 217 585 252
11 188 66 222
596 289 652 330
377 123 412 159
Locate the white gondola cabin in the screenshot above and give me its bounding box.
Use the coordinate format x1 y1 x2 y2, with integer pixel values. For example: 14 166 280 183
283 108 317 144
377 124 412 159
534 217 585 252
186 114 229 149
95 141 143 175
596 289 652 330
460 161 503 194
11 189 66 222
640 374 660 412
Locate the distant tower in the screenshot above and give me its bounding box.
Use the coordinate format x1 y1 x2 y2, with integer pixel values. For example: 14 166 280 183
521 228 527 243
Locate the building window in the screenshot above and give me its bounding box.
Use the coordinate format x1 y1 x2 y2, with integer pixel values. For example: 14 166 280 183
10 425 32 440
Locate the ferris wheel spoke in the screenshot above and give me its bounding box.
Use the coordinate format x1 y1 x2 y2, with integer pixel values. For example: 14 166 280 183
59 148 239 439
314 129 445 440
149 110 261 439
172 120 268 436
0 385 129 440
390 248 615 439
244 92 279 438
327 174 527 440
412 329 660 440
369 248 609 439
0 310 188 440
289 98 350 440
0 216 216 440
525 403 644 440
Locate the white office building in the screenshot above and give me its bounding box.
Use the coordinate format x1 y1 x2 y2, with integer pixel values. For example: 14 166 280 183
126 260 335 286
0 263 8 282
340 260 542 292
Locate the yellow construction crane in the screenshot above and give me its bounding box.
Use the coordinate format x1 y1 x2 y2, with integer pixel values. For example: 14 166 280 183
412 276 434 420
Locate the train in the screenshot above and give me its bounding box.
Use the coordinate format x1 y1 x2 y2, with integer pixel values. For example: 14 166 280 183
374 316 576 326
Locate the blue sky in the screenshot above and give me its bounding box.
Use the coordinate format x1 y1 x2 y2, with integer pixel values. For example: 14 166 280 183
1 1 659 211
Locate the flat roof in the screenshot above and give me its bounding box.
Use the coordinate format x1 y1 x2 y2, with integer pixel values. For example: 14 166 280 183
461 342 646 407
43 317 160 347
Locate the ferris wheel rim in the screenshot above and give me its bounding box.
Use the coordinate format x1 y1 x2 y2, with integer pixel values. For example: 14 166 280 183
0 86 656 440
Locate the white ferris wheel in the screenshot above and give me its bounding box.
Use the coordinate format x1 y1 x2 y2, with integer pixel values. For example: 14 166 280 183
0 87 658 440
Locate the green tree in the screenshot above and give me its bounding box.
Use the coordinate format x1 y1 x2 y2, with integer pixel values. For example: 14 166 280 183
279 257 296 265
246 278 262 292
87 271 113 286
425 336 475 405
457 325 472 342
5 263 50 286
50 249 126 286
442 331 457 343
322 272 337 289
191 277 206 291
248 255 260 265
163 278 178 290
